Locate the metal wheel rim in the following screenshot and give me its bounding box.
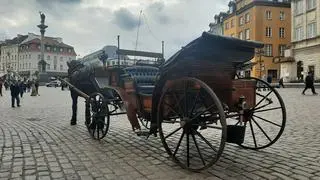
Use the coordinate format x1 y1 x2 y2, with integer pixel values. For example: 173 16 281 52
85 93 110 140
157 77 227 171
237 77 286 149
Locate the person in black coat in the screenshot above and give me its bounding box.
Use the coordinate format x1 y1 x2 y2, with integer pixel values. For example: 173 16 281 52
302 72 318 95
10 80 20 107
19 81 26 98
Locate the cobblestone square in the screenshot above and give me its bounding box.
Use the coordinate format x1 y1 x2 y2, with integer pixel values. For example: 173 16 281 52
0 87 319 180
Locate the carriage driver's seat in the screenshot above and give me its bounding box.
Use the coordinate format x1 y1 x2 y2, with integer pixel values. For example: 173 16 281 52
123 66 159 95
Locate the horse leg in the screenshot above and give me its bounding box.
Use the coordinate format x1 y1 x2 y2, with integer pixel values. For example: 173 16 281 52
85 100 90 126
71 90 78 125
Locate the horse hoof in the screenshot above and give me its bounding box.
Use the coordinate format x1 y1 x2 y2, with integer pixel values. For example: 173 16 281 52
70 121 77 125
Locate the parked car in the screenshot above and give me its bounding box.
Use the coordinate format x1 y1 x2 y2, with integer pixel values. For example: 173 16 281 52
45 80 61 87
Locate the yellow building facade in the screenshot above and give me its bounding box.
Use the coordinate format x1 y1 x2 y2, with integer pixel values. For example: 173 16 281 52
222 0 291 79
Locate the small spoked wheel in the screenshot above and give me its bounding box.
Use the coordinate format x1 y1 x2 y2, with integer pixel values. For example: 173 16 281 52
138 116 151 129
157 77 226 171
234 77 286 149
85 92 110 140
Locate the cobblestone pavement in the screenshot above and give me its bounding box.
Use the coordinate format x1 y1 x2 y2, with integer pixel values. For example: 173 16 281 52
0 87 319 180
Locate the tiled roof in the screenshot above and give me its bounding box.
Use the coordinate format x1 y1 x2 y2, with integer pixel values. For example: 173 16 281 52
22 37 73 48
3 35 28 45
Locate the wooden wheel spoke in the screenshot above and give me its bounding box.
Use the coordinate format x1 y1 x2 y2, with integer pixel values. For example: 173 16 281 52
173 130 185 156
184 81 188 117
252 114 282 127
172 93 185 118
189 90 200 117
251 117 272 142
249 120 258 148
191 104 216 121
186 133 190 167
165 127 183 139
253 107 282 113
193 129 217 152
191 132 206 166
164 102 182 118
254 90 273 109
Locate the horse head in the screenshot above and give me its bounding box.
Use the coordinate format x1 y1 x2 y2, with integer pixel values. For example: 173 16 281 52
67 60 85 75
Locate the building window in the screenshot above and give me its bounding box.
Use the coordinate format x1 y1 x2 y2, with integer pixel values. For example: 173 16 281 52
266 27 272 37
60 48 63 52
279 27 285 38
29 54 31 59
239 16 244 26
54 56 57 61
307 0 316 10
295 27 303 41
245 13 250 23
280 11 285 21
245 29 250 40
264 44 273 56
225 22 229 30
295 0 303 15
239 31 244 39
47 64 50 70
231 19 235 28
60 57 63 61
279 45 286 57
268 69 278 79
307 22 317 38
38 45 40 49
38 54 41 60
54 64 57 70
46 46 50 51
266 11 272 20
68 49 71 53
60 65 63 70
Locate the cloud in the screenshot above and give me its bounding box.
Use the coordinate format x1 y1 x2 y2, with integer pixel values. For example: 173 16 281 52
1 0 230 58
145 1 171 25
112 8 141 31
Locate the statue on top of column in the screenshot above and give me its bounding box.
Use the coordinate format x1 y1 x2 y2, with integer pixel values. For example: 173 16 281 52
39 11 45 24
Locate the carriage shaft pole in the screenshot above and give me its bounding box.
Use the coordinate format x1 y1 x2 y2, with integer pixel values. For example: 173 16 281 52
58 78 90 99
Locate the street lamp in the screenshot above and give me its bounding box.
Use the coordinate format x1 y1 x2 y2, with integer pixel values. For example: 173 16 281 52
255 48 264 79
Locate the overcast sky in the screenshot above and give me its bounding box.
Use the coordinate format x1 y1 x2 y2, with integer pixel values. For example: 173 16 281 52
0 0 228 59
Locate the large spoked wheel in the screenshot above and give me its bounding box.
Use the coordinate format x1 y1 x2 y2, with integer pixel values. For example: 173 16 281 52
85 92 110 140
236 77 286 149
157 77 227 171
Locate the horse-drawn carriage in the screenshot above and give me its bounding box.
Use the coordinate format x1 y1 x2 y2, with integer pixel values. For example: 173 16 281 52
61 32 286 171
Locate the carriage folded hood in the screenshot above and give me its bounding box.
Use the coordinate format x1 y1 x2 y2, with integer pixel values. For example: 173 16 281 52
162 32 264 70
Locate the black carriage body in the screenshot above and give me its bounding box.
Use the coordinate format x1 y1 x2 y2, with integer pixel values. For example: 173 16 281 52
150 32 264 134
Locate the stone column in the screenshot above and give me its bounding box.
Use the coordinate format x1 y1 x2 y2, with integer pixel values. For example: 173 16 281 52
37 12 48 73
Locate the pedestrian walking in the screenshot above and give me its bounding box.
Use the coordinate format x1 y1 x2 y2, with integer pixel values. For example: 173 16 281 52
279 77 285 88
0 78 3 96
19 80 25 98
302 72 318 95
26 80 31 92
4 81 9 90
30 80 37 96
10 80 20 107
267 75 272 84
35 79 40 96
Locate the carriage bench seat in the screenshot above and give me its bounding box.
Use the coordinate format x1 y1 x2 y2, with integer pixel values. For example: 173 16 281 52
123 66 159 95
